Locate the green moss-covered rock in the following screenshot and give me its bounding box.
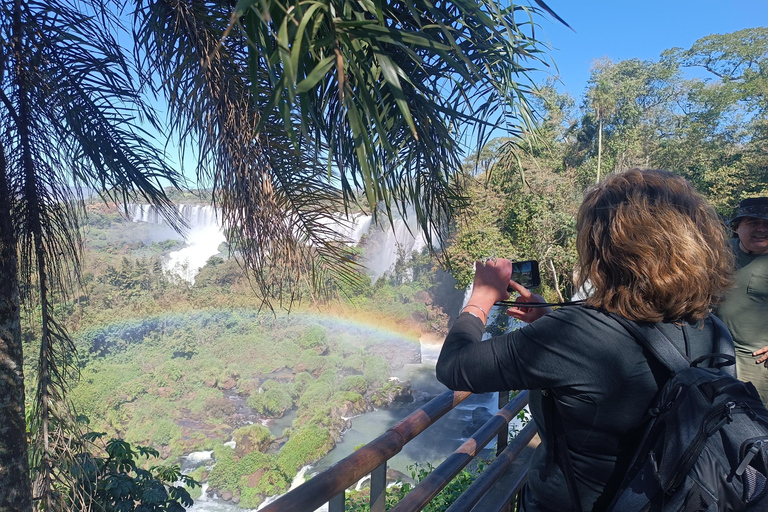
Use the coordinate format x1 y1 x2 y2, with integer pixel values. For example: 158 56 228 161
340 375 367 394
233 424 273 457
247 386 294 417
277 424 334 475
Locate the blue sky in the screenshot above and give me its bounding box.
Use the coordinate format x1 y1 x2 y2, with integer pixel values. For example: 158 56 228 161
535 0 767 99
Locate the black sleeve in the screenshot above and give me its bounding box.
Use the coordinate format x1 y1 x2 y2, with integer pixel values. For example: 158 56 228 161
436 308 636 395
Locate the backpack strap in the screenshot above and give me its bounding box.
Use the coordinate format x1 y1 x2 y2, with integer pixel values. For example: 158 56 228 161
610 313 736 377
712 314 737 378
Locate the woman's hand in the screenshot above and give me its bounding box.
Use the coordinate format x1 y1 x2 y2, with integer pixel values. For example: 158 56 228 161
462 259 512 323
506 279 551 324
471 259 513 303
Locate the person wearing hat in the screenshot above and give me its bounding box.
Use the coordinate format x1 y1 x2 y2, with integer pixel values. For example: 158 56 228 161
715 197 768 404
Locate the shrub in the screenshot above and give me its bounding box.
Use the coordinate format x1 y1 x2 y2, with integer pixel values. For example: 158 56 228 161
297 381 333 411
292 372 312 398
299 325 328 350
298 350 327 374
363 356 390 388
232 425 272 455
340 375 367 394
151 419 181 447
247 387 294 417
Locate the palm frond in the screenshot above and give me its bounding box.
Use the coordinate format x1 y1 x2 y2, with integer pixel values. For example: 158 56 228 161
233 0 556 247
135 0 371 309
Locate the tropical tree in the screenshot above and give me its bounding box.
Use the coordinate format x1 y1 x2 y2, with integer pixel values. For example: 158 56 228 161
586 65 615 183
1 0 564 510
0 1 182 510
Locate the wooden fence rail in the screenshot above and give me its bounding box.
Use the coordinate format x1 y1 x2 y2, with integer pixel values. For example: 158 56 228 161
389 391 530 512
259 389 534 512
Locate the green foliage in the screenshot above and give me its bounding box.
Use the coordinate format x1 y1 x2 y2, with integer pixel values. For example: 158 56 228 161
345 462 487 512
70 434 198 512
206 447 290 508
300 325 329 350
277 425 335 475
340 375 368 394
363 357 390 389
247 386 294 417
298 381 334 411
233 425 273 454
151 419 181 446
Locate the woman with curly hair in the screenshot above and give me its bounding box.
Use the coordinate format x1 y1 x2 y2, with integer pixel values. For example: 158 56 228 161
436 169 734 511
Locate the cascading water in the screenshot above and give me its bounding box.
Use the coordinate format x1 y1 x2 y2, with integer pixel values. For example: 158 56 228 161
125 204 428 284
125 204 224 284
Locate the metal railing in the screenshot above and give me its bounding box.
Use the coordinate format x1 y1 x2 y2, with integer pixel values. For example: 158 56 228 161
260 389 536 512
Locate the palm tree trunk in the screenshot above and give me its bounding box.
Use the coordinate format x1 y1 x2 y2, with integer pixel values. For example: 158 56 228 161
0 140 33 510
12 0 54 501
12 0 54 506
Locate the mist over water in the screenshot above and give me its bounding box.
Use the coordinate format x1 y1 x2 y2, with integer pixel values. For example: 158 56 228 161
126 204 428 283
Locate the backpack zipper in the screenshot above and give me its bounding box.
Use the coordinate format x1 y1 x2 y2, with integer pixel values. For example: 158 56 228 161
666 401 737 491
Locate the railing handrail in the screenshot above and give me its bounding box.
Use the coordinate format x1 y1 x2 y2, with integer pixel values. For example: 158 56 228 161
259 390 472 512
388 390 529 512
444 420 537 512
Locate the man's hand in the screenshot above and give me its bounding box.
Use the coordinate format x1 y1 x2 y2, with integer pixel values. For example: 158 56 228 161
754 346 768 368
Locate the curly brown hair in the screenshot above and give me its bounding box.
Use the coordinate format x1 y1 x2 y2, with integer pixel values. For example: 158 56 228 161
576 169 733 322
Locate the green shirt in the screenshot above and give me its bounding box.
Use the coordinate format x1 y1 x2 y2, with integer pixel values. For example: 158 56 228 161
715 238 768 403
717 238 768 351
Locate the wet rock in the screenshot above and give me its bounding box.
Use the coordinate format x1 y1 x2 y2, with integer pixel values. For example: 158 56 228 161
159 445 172 459
386 468 414 486
414 290 432 305
247 468 266 487
219 378 237 390
371 379 414 407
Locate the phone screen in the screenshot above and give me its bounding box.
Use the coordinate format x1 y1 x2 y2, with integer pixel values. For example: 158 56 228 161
511 260 540 288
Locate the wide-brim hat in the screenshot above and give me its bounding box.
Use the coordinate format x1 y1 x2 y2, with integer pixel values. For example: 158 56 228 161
730 197 768 227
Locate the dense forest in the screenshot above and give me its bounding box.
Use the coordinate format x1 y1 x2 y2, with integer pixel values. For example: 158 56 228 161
448 27 768 301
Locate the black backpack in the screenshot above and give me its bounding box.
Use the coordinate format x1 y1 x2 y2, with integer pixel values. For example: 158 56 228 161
551 314 768 512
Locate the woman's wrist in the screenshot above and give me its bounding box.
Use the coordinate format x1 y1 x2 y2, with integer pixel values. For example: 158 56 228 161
462 304 488 323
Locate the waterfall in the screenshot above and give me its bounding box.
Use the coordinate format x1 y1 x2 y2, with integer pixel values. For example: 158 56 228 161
125 204 224 284
125 204 428 284
363 216 428 282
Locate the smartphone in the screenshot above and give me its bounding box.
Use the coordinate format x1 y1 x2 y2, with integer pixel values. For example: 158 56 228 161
511 260 540 288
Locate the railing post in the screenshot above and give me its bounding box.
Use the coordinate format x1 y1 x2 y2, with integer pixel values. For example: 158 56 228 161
496 391 509 456
329 492 345 512
370 462 387 512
